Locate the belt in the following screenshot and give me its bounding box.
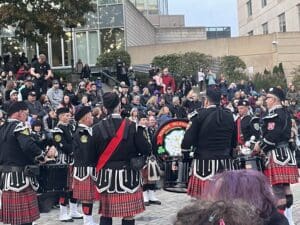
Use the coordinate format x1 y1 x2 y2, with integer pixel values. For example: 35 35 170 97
104 161 129 169
277 142 289 148
0 166 24 173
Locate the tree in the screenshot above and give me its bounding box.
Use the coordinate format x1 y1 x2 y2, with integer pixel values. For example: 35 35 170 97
221 55 246 76
292 66 300 90
0 0 95 43
97 50 131 68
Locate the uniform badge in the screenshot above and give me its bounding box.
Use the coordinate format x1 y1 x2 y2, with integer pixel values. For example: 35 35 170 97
54 134 62 143
267 122 275 130
80 135 88 143
20 128 30 136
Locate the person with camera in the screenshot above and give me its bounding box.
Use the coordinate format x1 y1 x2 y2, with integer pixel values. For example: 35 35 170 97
0 101 55 225
91 92 151 225
30 54 53 95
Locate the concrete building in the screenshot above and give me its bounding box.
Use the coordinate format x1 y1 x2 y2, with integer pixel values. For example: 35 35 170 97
0 0 231 69
238 0 300 36
128 32 300 81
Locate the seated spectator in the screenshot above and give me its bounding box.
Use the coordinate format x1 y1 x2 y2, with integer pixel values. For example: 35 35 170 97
174 200 263 225
25 91 46 121
58 95 75 115
201 170 289 225
46 79 63 109
141 87 151 106
157 106 172 127
64 82 77 106
2 89 18 113
170 96 187 119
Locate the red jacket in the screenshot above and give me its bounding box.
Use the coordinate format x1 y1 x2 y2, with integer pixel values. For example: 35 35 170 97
162 74 176 94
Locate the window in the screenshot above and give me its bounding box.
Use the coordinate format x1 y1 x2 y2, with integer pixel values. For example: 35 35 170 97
278 13 286 32
248 30 254 36
247 0 252 16
261 0 267 7
262 22 268 34
298 4 300 30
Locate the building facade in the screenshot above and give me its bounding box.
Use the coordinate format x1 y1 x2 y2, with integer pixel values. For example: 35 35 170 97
238 0 300 36
0 0 230 69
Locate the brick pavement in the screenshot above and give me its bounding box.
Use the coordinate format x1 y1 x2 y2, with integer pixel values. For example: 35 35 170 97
35 183 300 225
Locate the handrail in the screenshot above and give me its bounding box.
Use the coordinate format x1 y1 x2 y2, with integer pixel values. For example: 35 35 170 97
91 70 120 87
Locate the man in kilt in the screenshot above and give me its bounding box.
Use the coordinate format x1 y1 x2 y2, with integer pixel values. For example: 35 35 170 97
52 107 83 222
73 106 97 225
0 102 46 225
181 87 236 198
253 87 299 224
90 92 151 225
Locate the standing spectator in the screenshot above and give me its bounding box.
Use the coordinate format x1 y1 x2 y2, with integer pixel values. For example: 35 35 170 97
178 76 192 97
81 63 91 80
89 82 103 106
31 55 38 64
197 68 205 91
161 68 176 94
206 69 216 87
30 54 53 94
19 52 28 65
75 59 83 74
286 84 299 102
46 79 63 109
163 86 174 107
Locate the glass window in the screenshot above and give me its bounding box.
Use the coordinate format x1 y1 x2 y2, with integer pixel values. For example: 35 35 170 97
278 13 286 32
76 32 88 64
247 0 252 17
51 37 62 67
99 4 124 28
262 22 268 34
26 40 37 63
88 32 99 65
38 37 48 57
64 32 72 66
100 28 124 53
261 0 267 8
98 0 123 5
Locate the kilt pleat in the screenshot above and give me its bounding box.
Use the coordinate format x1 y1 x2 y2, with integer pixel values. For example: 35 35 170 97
187 175 210 199
98 188 145 217
0 187 40 225
264 158 299 185
68 165 74 191
73 176 95 201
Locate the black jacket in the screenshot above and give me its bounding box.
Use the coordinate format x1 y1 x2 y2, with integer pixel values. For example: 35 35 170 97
90 115 150 165
181 106 236 159
0 119 43 166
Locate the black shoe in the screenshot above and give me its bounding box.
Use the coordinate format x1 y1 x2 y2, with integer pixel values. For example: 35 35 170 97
60 218 74 222
149 200 161 205
144 201 150 206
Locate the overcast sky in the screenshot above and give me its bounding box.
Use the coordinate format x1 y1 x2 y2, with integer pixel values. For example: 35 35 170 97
168 0 238 36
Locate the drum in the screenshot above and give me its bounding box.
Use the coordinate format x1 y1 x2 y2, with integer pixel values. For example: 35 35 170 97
37 164 68 193
235 156 263 171
163 156 191 193
153 119 191 193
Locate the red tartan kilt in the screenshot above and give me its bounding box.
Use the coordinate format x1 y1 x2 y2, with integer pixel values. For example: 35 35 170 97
264 158 299 185
187 175 210 199
98 188 145 217
0 187 40 225
68 165 74 191
73 176 96 201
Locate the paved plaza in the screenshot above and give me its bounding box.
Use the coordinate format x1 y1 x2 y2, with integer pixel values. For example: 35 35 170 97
36 183 300 225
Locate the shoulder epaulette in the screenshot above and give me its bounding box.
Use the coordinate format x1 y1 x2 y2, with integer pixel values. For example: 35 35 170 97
50 127 64 133
13 122 29 133
263 113 278 120
188 111 198 120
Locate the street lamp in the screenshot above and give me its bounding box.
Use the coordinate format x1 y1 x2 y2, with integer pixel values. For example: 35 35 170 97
68 24 76 73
